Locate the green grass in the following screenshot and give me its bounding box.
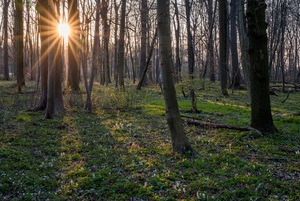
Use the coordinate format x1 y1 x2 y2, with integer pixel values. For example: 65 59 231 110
0 80 299 200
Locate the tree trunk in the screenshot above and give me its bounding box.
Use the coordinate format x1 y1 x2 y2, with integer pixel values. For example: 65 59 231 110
173 0 181 82
101 0 111 86
67 0 81 91
117 0 126 88
45 0 64 119
136 29 157 90
185 0 198 112
219 0 229 96
230 0 241 89
85 0 101 110
139 0 148 85
35 0 49 110
206 0 217 82
246 0 278 133
15 0 25 92
114 0 120 87
157 0 193 154
237 0 251 95
3 0 11 80
279 1 287 92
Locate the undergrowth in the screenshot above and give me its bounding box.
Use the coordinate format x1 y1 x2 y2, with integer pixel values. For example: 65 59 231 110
0 80 299 200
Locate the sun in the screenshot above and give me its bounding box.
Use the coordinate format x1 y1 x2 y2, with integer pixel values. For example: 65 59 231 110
58 22 70 39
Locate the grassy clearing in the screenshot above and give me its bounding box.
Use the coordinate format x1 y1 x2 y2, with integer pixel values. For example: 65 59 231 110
0 80 299 200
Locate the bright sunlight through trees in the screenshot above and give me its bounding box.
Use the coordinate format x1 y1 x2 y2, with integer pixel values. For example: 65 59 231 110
58 22 70 39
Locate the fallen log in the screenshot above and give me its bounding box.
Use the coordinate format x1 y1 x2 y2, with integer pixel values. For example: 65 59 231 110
185 120 262 136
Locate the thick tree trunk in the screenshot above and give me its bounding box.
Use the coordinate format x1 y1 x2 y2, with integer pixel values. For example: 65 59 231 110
247 0 278 133
45 0 64 119
219 0 229 96
157 0 193 154
67 0 80 91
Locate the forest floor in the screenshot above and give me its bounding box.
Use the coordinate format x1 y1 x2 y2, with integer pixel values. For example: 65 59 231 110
0 80 299 200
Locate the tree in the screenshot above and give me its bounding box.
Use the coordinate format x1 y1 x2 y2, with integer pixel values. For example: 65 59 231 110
45 0 64 119
219 0 229 96
206 0 217 82
237 0 251 95
113 0 120 86
157 0 193 154
84 0 101 111
3 0 11 80
230 0 241 89
139 0 148 86
15 0 25 92
67 0 81 91
172 0 181 82
117 0 126 88
101 0 111 86
185 0 198 112
246 0 278 133
35 0 49 110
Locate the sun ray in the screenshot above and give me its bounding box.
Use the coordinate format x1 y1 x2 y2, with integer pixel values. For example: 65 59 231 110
58 22 70 39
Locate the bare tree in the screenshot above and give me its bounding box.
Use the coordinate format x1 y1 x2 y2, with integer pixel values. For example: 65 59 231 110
230 0 241 89
116 0 126 88
185 0 198 112
15 0 25 92
35 0 49 110
237 0 250 95
247 0 278 133
157 0 194 154
219 0 229 96
101 0 111 85
67 0 81 91
3 0 11 80
139 0 148 85
45 0 64 119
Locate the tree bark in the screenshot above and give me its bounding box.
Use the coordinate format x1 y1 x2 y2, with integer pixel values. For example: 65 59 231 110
84 0 101 110
114 0 120 87
219 0 229 96
3 0 11 80
67 0 81 91
45 0 64 119
237 0 251 95
136 29 157 90
35 0 49 110
185 0 198 112
117 0 126 88
157 0 193 154
101 0 111 86
230 0 241 89
173 0 181 82
246 0 278 133
15 0 25 92
139 0 148 85
204 0 217 82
